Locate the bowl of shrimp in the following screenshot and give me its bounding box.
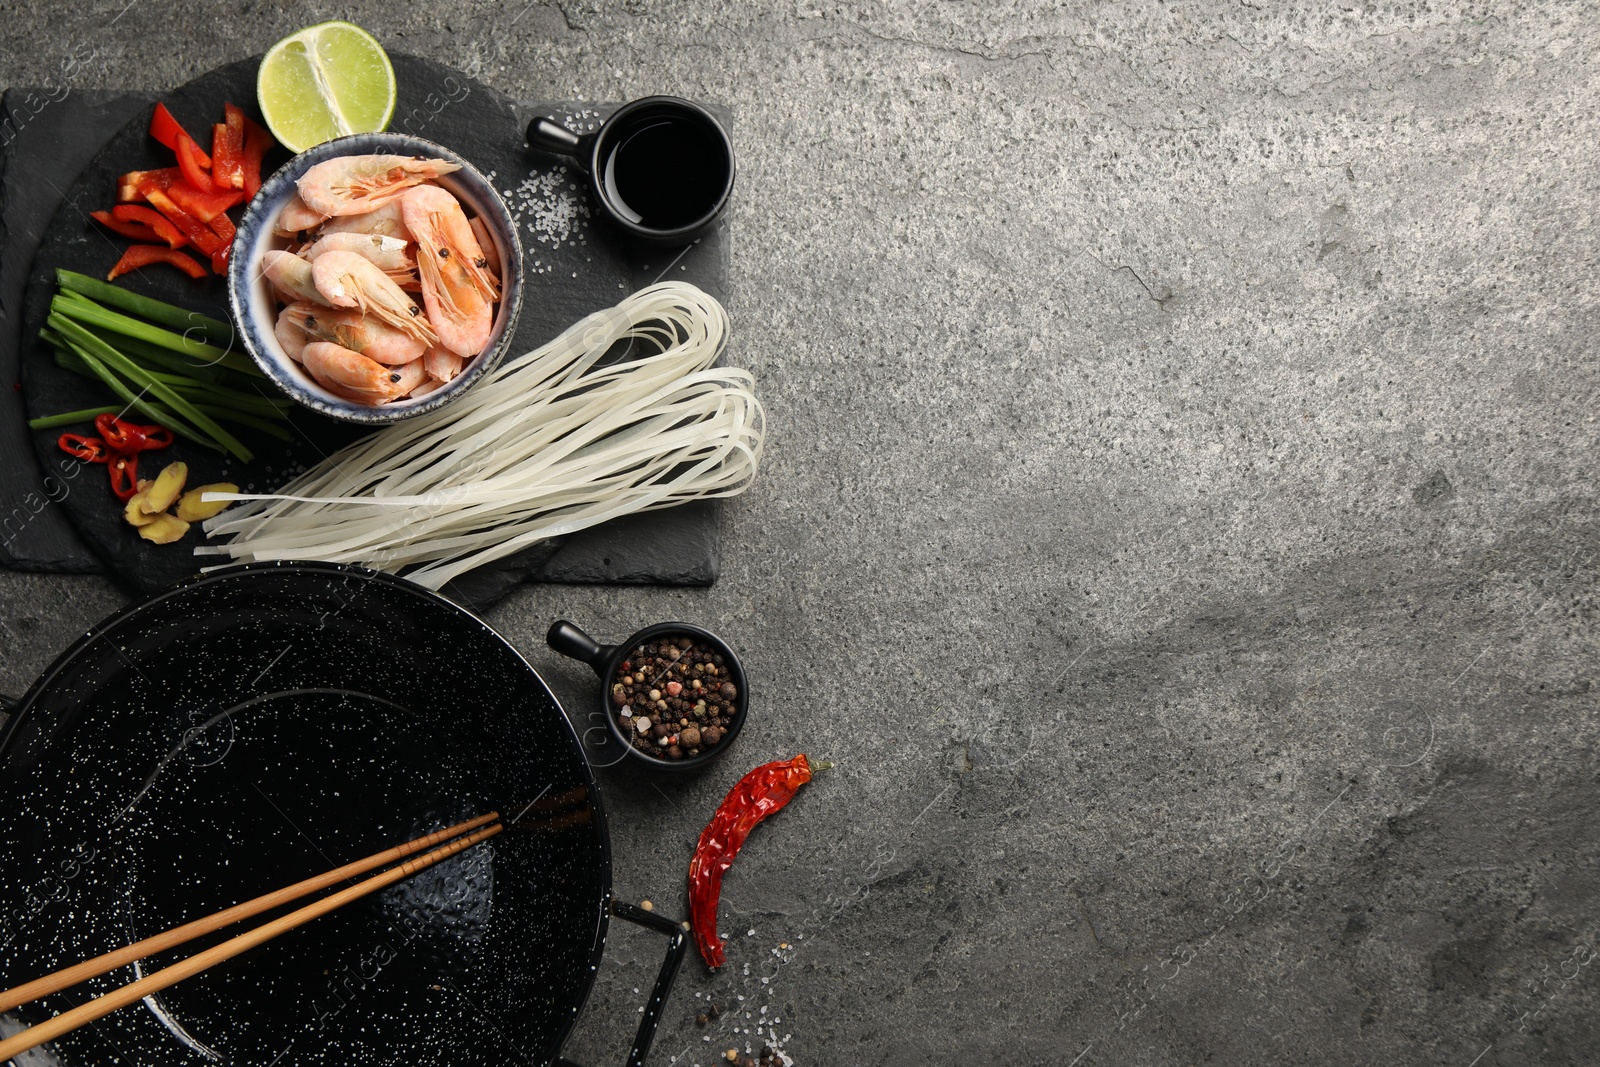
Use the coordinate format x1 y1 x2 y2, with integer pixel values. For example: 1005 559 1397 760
227 132 524 424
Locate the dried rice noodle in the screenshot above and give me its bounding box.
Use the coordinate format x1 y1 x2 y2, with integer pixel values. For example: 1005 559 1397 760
199 282 764 590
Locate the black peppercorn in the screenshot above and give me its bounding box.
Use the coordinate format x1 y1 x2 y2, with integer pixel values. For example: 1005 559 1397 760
612 635 738 760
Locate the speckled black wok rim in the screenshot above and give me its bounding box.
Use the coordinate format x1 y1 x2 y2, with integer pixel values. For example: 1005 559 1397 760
0 560 614 1062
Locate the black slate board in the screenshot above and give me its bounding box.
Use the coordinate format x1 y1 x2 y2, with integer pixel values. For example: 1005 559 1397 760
3 55 727 609
0 89 147 573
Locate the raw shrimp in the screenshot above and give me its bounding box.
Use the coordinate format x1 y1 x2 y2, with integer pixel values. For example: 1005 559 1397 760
311 251 437 347
274 306 311 363
316 201 409 241
282 302 428 366
302 231 417 288
261 250 329 306
402 184 498 358
423 345 465 383
296 155 461 217
467 215 501 277
274 193 329 236
302 342 425 403
303 231 414 272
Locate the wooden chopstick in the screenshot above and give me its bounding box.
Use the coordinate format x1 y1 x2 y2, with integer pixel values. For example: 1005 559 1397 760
0 819 502 1062
0 810 499 1015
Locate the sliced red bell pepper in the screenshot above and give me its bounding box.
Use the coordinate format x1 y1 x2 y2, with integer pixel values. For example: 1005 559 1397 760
58 433 112 463
149 103 211 167
140 184 223 255
214 104 246 190
110 204 186 248
90 210 163 244
207 210 236 244
208 212 236 274
167 180 244 223
106 244 208 281
174 132 215 194
108 453 140 501
240 114 274 199
95 414 173 453
117 166 181 203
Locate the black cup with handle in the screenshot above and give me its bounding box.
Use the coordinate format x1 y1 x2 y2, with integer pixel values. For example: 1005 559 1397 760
526 96 735 245
547 619 748 775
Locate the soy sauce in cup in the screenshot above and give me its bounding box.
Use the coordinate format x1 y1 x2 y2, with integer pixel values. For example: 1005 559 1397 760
601 113 730 230
527 97 735 245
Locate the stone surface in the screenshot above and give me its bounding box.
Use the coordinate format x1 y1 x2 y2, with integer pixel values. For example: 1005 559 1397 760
1 4 1597 1066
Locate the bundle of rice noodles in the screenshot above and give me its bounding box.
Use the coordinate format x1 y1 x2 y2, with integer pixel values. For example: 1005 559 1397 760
200 282 764 590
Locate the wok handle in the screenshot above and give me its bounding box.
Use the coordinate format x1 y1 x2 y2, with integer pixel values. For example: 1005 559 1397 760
0 692 17 714
555 900 689 1067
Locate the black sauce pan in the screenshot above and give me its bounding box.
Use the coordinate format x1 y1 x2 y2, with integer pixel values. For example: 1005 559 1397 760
547 621 748 775
0 562 683 1067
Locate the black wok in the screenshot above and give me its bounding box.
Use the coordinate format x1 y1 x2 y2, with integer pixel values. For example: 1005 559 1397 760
0 562 683 1066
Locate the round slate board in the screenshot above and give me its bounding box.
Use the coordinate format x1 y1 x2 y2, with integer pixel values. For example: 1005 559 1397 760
19 54 565 600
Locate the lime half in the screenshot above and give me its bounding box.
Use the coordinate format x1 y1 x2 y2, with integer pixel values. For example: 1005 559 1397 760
258 21 396 153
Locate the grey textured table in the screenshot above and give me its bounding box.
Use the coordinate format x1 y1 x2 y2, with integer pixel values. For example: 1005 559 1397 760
2 5 1597 1067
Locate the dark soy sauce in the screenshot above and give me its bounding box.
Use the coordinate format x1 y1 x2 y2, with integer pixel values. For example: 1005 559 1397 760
601 114 729 231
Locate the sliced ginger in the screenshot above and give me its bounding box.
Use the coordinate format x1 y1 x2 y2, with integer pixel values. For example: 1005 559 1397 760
123 479 156 527
138 513 190 544
177 483 239 523
143 462 188 514
123 464 234 542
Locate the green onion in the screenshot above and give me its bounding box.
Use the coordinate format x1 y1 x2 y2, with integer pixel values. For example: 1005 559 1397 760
50 315 251 461
34 277 300 453
82 323 226 384
58 335 222 453
189 405 295 441
51 294 265 380
56 269 235 347
27 405 122 430
170 384 295 419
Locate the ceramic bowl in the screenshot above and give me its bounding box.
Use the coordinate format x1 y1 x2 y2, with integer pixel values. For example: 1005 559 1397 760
226 132 524 425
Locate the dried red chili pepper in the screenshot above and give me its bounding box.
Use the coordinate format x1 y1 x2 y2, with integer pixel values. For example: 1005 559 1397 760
108 453 140 501
688 753 819 969
58 433 112 463
94 414 173 453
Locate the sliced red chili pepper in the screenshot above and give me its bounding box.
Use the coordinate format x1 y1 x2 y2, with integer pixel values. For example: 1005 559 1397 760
174 132 215 194
117 166 181 203
140 185 223 255
210 245 231 276
687 754 817 969
167 180 244 223
110 204 186 248
94 413 136 450
149 103 211 167
108 453 140 501
240 114 274 200
90 210 163 243
95 414 174 453
107 243 208 281
58 433 112 463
